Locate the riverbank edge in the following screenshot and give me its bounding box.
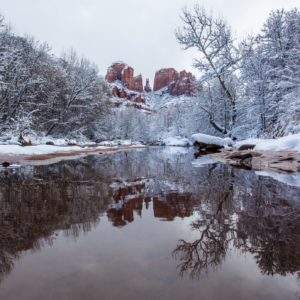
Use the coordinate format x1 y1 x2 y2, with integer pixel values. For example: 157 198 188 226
0 145 148 166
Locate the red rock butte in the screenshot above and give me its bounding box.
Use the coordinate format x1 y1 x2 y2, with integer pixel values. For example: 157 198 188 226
153 68 196 96
105 62 143 93
105 62 196 96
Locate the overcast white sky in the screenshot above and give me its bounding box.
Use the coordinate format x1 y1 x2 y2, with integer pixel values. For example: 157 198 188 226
0 0 299 84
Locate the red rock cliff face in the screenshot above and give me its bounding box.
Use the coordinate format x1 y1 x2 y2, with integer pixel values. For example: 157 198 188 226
106 62 196 97
122 66 134 90
133 75 143 93
153 68 196 96
169 71 196 96
105 62 143 93
153 68 178 91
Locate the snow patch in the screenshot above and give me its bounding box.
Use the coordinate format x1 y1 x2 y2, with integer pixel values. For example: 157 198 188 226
191 133 233 147
0 144 82 156
162 147 189 155
254 134 300 153
161 136 191 147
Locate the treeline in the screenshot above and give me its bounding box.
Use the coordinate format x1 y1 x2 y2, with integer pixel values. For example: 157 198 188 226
177 7 300 138
0 8 299 143
0 15 109 140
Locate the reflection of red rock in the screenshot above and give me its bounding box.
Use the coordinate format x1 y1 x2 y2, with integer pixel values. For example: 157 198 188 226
107 179 196 227
107 196 143 227
153 193 195 221
153 68 196 96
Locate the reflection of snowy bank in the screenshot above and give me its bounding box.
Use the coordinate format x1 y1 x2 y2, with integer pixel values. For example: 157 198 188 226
161 147 189 156
256 171 300 188
192 156 216 167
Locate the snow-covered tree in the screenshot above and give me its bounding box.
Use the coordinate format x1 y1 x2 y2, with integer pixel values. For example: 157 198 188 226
240 9 300 137
176 5 240 136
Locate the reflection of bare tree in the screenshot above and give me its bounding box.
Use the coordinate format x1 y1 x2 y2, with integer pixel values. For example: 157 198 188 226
0 158 114 283
174 223 228 278
173 164 300 279
1 149 300 286
237 211 300 276
173 166 237 278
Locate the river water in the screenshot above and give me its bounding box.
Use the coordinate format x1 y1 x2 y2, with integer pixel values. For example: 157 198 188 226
0 148 300 300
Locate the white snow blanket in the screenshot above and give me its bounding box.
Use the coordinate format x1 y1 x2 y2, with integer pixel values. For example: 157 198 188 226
0 144 83 156
191 133 233 147
161 136 191 147
254 134 300 152
236 133 300 153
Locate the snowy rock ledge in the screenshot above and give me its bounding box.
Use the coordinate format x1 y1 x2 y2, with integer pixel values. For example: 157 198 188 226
191 133 233 151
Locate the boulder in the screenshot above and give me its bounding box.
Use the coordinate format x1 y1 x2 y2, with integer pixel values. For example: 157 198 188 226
238 144 256 151
191 133 232 152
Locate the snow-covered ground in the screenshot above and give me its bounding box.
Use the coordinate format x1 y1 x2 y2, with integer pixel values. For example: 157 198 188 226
161 136 191 147
191 133 233 148
236 133 300 153
0 144 83 156
0 139 145 156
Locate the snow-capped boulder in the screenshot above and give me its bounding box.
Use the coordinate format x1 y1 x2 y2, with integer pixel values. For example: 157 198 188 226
191 133 233 151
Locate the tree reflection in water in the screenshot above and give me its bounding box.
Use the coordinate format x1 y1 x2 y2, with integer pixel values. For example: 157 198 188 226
173 164 300 279
0 148 300 285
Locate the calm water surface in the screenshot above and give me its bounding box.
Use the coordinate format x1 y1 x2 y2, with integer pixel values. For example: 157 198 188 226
0 148 300 300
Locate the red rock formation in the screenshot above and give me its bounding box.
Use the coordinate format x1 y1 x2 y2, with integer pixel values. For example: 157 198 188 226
169 70 196 96
153 68 178 91
122 66 134 90
107 62 196 106
110 86 146 104
144 78 152 92
105 62 126 83
133 75 143 93
105 62 143 93
153 68 196 96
